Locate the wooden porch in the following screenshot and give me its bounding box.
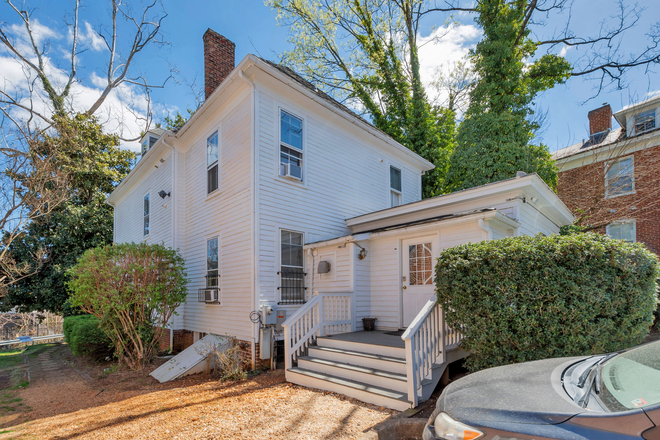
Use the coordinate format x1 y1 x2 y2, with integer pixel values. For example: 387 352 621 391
282 292 466 410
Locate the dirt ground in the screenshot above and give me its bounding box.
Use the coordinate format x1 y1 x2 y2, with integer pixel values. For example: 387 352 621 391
0 344 394 439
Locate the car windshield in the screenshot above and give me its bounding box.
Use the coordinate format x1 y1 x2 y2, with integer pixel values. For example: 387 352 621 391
598 341 660 411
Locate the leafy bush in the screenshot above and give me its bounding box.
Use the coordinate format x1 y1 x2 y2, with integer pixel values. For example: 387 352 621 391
67 242 187 369
63 315 113 361
435 233 659 371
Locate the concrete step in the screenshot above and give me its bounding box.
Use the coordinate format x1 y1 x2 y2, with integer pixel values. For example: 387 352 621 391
307 345 407 375
316 335 405 358
287 367 411 411
297 356 408 393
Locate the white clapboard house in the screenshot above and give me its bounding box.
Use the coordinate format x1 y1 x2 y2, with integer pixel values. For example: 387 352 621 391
107 29 574 410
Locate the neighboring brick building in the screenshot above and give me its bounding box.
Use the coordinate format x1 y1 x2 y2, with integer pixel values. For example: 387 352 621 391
554 97 660 254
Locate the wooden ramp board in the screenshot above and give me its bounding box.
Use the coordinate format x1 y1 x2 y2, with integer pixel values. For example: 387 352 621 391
150 334 229 383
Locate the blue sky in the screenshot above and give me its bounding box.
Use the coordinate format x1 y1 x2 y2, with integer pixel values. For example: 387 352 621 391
1 0 659 153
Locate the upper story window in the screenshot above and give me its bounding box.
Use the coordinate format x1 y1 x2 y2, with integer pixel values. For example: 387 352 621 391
280 110 303 181
633 110 655 134
143 194 150 236
390 166 402 207
141 135 158 156
605 156 634 198
207 131 219 194
607 221 636 243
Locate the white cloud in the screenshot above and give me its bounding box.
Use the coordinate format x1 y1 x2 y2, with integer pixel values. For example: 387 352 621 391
558 45 571 58
417 24 481 108
81 22 107 52
0 22 166 153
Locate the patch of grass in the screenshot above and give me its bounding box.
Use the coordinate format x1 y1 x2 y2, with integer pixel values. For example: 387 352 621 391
100 363 119 378
0 390 22 414
0 343 57 370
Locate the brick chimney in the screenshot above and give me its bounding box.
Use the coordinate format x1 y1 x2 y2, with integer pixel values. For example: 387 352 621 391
587 104 612 135
203 29 235 100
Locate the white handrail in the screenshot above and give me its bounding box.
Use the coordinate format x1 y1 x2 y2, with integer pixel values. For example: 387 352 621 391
282 292 352 371
401 300 446 407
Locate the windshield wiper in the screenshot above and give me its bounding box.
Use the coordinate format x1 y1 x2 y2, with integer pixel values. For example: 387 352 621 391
575 352 620 407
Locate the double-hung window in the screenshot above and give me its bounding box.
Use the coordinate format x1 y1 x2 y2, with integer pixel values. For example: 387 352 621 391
143 194 150 236
390 166 402 207
634 110 655 134
206 237 219 288
197 237 220 303
605 156 634 197
607 221 636 243
279 230 305 304
279 110 303 181
207 131 219 194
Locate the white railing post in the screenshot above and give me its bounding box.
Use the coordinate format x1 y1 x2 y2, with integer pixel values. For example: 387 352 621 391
402 299 463 406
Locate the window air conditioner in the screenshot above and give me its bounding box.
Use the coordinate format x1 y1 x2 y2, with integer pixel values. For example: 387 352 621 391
204 289 219 303
282 163 302 181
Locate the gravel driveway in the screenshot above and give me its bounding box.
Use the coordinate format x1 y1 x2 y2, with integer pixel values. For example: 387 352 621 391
0 346 393 440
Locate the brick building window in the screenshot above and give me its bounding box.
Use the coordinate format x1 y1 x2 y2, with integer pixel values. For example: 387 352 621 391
606 221 636 243
605 156 634 198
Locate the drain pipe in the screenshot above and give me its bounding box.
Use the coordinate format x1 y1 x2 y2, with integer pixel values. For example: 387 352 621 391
162 137 178 352
478 218 493 240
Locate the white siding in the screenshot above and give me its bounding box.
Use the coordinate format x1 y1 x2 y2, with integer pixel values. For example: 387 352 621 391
256 88 424 306
517 202 560 236
114 151 173 247
178 91 254 341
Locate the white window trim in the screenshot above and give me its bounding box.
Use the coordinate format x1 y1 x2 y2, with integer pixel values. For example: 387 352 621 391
606 220 636 243
604 156 635 199
143 192 150 238
204 235 222 305
206 128 221 197
389 164 403 207
278 228 306 303
276 107 306 186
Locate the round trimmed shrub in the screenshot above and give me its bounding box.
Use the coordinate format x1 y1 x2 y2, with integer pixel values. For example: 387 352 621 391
63 315 113 361
435 233 659 371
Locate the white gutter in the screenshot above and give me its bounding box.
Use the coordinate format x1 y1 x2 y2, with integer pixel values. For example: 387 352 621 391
478 219 493 240
238 69 258 370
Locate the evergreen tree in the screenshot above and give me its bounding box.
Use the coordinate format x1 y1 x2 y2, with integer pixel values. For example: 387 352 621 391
4 114 135 313
443 0 571 192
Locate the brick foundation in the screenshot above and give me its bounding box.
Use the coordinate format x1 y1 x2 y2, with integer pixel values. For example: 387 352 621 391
172 329 195 352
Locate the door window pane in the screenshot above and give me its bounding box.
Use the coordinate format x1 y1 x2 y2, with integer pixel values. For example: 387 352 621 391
409 243 433 285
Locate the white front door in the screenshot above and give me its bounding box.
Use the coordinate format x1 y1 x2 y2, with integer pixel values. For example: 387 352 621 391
401 237 437 327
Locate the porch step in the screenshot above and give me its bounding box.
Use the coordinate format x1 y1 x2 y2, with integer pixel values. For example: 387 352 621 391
317 334 405 358
307 345 407 375
287 367 411 411
297 356 408 393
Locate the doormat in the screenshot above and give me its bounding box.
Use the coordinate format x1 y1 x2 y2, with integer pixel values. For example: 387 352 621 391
384 330 405 336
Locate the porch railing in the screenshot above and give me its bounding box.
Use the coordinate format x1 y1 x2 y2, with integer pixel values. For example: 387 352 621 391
282 292 352 370
401 300 462 407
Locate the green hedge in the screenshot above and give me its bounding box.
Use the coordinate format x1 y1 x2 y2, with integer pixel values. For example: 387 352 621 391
435 233 659 371
63 315 113 361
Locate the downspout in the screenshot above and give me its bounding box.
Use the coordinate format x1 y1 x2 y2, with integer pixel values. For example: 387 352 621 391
161 137 178 352
238 69 258 370
307 248 315 298
478 218 493 240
